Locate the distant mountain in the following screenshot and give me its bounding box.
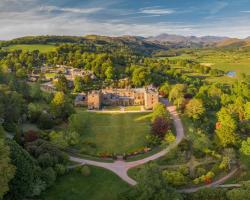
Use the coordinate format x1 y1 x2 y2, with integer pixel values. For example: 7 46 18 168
215 37 250 48
83 34 169 55
3 34 250 53
146 33 229 45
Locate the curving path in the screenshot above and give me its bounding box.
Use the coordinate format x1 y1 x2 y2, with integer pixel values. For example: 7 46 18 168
179 167 239 193
70 105 185 185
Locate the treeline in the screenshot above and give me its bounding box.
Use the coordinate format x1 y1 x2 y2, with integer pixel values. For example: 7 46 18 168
0 36 85 46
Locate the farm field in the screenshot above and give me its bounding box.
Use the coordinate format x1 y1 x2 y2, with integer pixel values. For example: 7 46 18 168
41 167 130 200
5 44 56 53
68 111 152 155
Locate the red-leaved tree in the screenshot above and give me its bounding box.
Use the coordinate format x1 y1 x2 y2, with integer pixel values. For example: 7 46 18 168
151 117 170 138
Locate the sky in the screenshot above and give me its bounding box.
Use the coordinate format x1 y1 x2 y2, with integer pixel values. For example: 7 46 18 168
1 0 250 40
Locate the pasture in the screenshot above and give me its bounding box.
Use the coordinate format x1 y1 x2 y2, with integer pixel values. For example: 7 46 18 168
5 44 56 53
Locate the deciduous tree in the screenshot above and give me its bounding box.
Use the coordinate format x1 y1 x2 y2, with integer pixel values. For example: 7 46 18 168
215 108 238 147
0 128 15 199
185 99 205 120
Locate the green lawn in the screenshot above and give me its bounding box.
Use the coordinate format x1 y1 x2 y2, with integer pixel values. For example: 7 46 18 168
124 105 142 111
102 106 121 111
6 44 56 53
69 111 152 155
41 167 130 200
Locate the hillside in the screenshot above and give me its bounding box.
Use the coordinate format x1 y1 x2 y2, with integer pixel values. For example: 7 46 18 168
215 38 250 48
0 35 168 56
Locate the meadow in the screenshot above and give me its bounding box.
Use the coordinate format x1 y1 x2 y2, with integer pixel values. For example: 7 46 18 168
5 44 56 53
167 49 250 75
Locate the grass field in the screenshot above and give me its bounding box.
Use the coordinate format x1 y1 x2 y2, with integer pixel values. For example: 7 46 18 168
211 62 250 75
165 49 250 75
102 106 121 111
124 105 142 111
41 167 130 200
6 44 56 53
69 111 152 155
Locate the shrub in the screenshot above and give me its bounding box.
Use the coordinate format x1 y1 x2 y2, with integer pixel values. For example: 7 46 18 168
31 178 46 197
164 130 176 144
178 165 189 176
49 130 80 149
64 131 80 146
38 153 54 168
25 139 69 166
41 167 56 187
195 167 206 178
146 134 161 147
162 170 187 187
193 178 200 185
80 165 91 176
193 171 215 185
55 164 66 176
49 131 68 149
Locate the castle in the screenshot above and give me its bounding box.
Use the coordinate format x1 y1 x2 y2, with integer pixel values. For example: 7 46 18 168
75 86 159 110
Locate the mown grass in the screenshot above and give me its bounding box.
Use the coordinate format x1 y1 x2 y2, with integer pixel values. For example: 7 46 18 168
6 44 56 53
41 166 130 200
124 105 142 111
102 106 121 111
69 111 152 154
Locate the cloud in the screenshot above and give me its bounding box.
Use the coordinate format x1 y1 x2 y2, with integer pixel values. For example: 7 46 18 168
39 6 103 14
139 7 175 15
240 10 250 13
0 0 250 40
210 1 228 14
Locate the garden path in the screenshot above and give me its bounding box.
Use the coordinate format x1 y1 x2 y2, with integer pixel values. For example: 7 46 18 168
178 167 239 193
